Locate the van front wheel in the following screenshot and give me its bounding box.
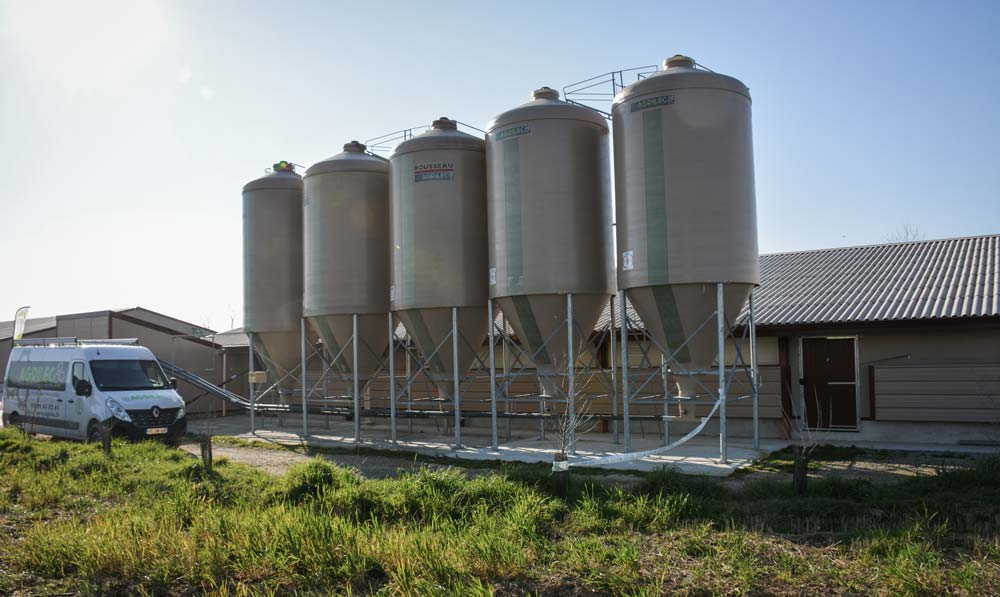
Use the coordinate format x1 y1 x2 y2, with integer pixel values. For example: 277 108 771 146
87 421 103 443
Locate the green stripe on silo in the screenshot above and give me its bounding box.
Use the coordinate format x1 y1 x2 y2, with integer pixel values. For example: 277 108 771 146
399 154 417 300
407 311 447 374
643 109 668 284
512 296 550 365
652 285 691 363
503 139 524 293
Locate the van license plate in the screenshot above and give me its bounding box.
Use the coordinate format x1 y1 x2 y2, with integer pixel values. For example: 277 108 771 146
146 427 168 435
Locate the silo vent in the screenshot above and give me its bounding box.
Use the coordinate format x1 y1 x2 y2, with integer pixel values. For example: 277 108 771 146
664 55 695 69
343 141 367 153
532 86 560 101
272 160 294 172
432 117 457 130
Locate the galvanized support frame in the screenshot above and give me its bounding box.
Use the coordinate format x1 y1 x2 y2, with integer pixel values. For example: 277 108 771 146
288 312 398 446
256 285 758 463
246 327 315 432
486 294 616 451
617 283 759 463
379 307 495 451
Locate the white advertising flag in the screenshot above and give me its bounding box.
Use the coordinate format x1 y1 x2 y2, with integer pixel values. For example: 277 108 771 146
12 306 30 341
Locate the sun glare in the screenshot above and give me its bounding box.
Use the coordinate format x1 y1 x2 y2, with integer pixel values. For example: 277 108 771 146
3 0 169 88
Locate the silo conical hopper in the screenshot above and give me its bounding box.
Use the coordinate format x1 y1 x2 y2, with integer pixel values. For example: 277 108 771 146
486 88 615 397
390 118 489 400
612 55 760 400
304 142 390 383
243 161 304 394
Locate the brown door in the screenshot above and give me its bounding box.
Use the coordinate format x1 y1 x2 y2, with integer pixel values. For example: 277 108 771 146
800 337 858 430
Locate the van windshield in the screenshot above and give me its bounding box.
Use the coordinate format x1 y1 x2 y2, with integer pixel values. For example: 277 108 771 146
90 360 169 391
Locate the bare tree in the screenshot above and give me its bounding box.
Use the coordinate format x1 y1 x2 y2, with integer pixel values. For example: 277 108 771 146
883 224 924 243
225 305 239 331
550 350 600 497
782 384 822 495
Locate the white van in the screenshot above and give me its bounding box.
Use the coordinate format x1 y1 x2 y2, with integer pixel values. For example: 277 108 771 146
1 338 187 443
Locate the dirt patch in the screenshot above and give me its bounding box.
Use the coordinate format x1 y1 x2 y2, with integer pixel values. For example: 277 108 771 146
179 442 492 479
812 451 978 480
724 448 984 489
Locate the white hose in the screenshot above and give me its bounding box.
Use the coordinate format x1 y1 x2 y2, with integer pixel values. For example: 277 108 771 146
566 398 723 468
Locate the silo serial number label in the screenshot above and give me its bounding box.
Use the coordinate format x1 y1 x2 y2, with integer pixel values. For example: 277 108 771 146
630 95 675 112
414 162 454 182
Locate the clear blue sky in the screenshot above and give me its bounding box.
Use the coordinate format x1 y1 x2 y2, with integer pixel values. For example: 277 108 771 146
2 0 998 331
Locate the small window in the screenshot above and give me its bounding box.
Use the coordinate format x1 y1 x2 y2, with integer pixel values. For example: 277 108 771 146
72 362 87 386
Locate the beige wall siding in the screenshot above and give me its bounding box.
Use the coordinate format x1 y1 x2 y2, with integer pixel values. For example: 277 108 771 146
57 314 111 339
117 308 211 337
874 364 1000 423
782 326 1000 425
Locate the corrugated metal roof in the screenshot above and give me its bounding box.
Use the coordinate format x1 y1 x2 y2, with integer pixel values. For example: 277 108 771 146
594 234 999 330
750 234 999 326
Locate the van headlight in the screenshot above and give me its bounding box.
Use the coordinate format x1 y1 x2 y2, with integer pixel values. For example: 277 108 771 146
106 399 131 422
177 403 186 419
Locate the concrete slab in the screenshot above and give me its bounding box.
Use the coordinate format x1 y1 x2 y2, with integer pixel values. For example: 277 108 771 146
188 413 788 477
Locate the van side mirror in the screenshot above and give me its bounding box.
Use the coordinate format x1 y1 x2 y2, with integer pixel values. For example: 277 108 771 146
170 377 178 390
75 379 93 397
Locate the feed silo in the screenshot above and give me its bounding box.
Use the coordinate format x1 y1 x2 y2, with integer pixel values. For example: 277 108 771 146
612 55 759 398
486 87 615 396
242 161 303 392
303 142 390 383
390 118 488 401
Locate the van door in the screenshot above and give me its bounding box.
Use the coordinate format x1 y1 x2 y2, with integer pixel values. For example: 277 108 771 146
69 361 91 439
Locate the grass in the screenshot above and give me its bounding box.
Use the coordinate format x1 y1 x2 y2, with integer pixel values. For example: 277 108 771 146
0 428 997 595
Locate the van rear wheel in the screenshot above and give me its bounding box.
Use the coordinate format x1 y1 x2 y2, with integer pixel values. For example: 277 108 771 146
7 413 24 432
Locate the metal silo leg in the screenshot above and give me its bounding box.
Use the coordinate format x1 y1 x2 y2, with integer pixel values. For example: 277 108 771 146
567 293 575 455
452 306 461 449
749 291 760 450
717 283 728 465
301 318 308 441
389 312 397 445
249 332 256 435
489 299 498 451
609 294 619 444
619 290 631 453
353 314 360 443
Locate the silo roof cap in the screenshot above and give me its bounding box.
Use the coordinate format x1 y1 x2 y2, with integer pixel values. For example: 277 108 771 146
242 161 303 192
306 140 389 177
391 118 484 156
664 54 695 69
613 54 750 105
432 117 458 130
488 85 607 133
